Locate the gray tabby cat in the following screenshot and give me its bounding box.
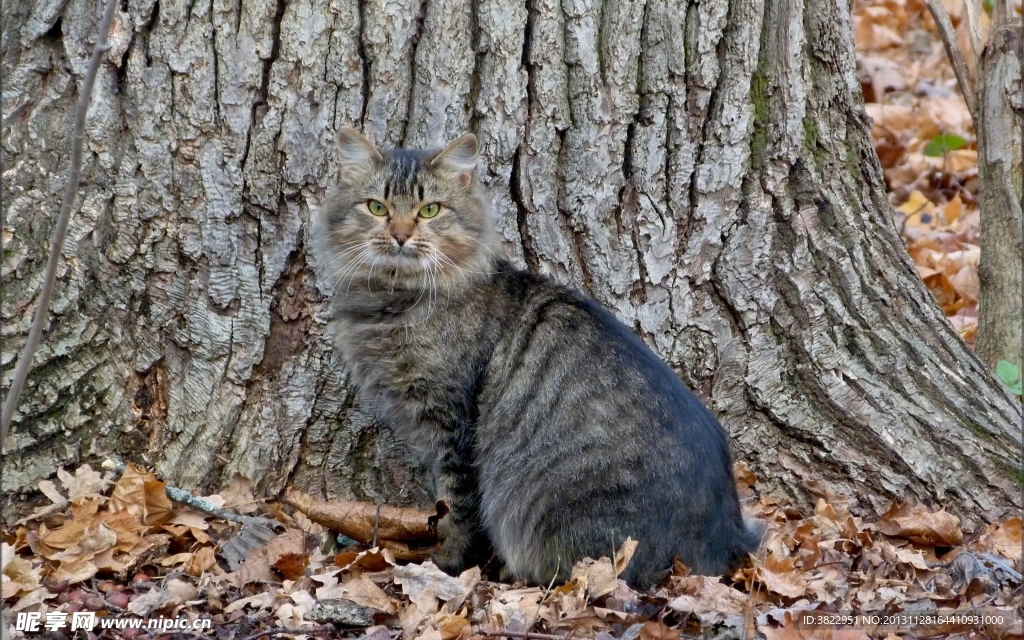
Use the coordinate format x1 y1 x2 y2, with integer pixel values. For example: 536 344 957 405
315 127 761 587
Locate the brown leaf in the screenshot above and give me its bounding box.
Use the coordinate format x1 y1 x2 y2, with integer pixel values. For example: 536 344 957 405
757 553 809 598
315 571 394 612
109 463 174 526
435 614 472 640
237 529 307 585
667 575 747 623
275 553 310 581
876 502 963 545
283 488 440 544
214 473 258 515
186 545 217 576
336 547 397 572
973 517 1023 561
639 620 680 640
569 538 637 600
15 481 69 525
2 543 41 599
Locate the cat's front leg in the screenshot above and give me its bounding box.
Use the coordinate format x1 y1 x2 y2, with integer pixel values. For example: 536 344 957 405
431 446 491 573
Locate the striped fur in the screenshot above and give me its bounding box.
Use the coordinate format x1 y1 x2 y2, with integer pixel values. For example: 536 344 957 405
315 128 761 587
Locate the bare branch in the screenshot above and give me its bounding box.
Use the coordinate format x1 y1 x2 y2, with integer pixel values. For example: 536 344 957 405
965 0 985 61
0 0 120 444
924 0 980 122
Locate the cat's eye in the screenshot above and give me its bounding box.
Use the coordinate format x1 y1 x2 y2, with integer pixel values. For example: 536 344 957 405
419 203 441 218
367 199 388 216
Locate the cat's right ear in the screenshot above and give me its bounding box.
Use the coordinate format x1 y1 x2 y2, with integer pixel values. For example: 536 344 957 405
431 133 478 187
337 126 384 181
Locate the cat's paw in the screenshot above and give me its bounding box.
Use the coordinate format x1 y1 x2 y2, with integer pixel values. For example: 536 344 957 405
432 518 491 575
430 543 467 575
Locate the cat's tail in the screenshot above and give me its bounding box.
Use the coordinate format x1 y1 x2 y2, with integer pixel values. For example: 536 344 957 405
732 516 767 566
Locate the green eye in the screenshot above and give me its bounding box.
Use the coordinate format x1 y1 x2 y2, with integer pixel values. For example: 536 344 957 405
419 202 440 218
367 199 388 216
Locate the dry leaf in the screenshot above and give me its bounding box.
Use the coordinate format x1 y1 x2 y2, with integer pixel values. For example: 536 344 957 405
284 488 440 544
668 575 748 624
127 577 199 616
638 620 680 640
215 473 258 514
569 539 638 600
973 517 1023 561
58 465 112 499
237 529 307 585
876 502 963 545
393 561 473 615
336 546 397 572
318 572 395 612
109 463 174 526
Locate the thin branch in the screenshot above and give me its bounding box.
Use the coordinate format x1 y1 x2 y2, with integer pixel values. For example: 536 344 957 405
923 0 980 122
0 0 121 444
965 0 985 63
240 624 336 640
479 631 574 640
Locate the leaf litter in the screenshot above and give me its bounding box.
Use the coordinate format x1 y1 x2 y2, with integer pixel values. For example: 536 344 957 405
855 0 1023 348
3 463 1021 639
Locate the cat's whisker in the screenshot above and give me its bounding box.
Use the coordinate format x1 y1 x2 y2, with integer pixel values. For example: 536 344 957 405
341 248 378 299
431 247 495 277
322 243 377 284
366 253 385 293
330 245 374 280
430 253 455 309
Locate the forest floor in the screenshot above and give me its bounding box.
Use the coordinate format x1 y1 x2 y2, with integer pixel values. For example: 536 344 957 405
3 1 1023 639
858 0 999 348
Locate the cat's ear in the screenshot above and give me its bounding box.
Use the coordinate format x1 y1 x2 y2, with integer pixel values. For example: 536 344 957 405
337 126 383 180
432 133 478 187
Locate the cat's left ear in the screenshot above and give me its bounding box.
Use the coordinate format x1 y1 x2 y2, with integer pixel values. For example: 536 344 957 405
432 133 478 187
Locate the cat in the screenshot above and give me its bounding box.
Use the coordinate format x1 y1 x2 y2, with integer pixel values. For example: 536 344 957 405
314 127 762 587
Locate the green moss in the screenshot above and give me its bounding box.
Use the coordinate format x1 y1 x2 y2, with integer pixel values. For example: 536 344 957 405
747 9 773 173
995 458 1024 485
749 71 769 172
803 115 826 174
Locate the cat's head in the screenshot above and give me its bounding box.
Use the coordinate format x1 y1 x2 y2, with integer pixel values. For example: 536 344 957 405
318 127 497 294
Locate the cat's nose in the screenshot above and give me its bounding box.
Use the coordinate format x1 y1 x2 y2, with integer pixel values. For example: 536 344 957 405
392 231 410 246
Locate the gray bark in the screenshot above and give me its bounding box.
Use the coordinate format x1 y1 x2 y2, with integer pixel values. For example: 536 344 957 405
2 0 1021 529
975 22 1023 374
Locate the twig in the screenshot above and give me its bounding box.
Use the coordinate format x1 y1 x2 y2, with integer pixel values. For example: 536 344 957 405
923 0 979 121
0 0 120 444
479 631 573 640
241 624 336 640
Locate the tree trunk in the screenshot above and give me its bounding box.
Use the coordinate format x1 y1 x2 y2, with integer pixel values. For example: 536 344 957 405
975 20 1023 374
2 0 1020 529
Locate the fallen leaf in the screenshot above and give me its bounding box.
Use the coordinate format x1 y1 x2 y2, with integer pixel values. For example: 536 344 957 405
109 463 174 526
973 517 1023 561
58 465 112 499
876 502 963 545
638 620 680 640
284 488 439 544
393 561 473 615
237 529 307 585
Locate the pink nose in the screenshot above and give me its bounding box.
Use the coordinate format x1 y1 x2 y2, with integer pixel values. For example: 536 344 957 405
392 231 410 246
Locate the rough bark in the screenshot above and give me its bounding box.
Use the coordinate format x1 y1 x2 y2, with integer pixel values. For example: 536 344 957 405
975 22 1023 374
2 0 1021 528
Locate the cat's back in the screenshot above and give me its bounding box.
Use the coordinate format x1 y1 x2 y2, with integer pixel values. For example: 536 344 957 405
474 264 754 585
